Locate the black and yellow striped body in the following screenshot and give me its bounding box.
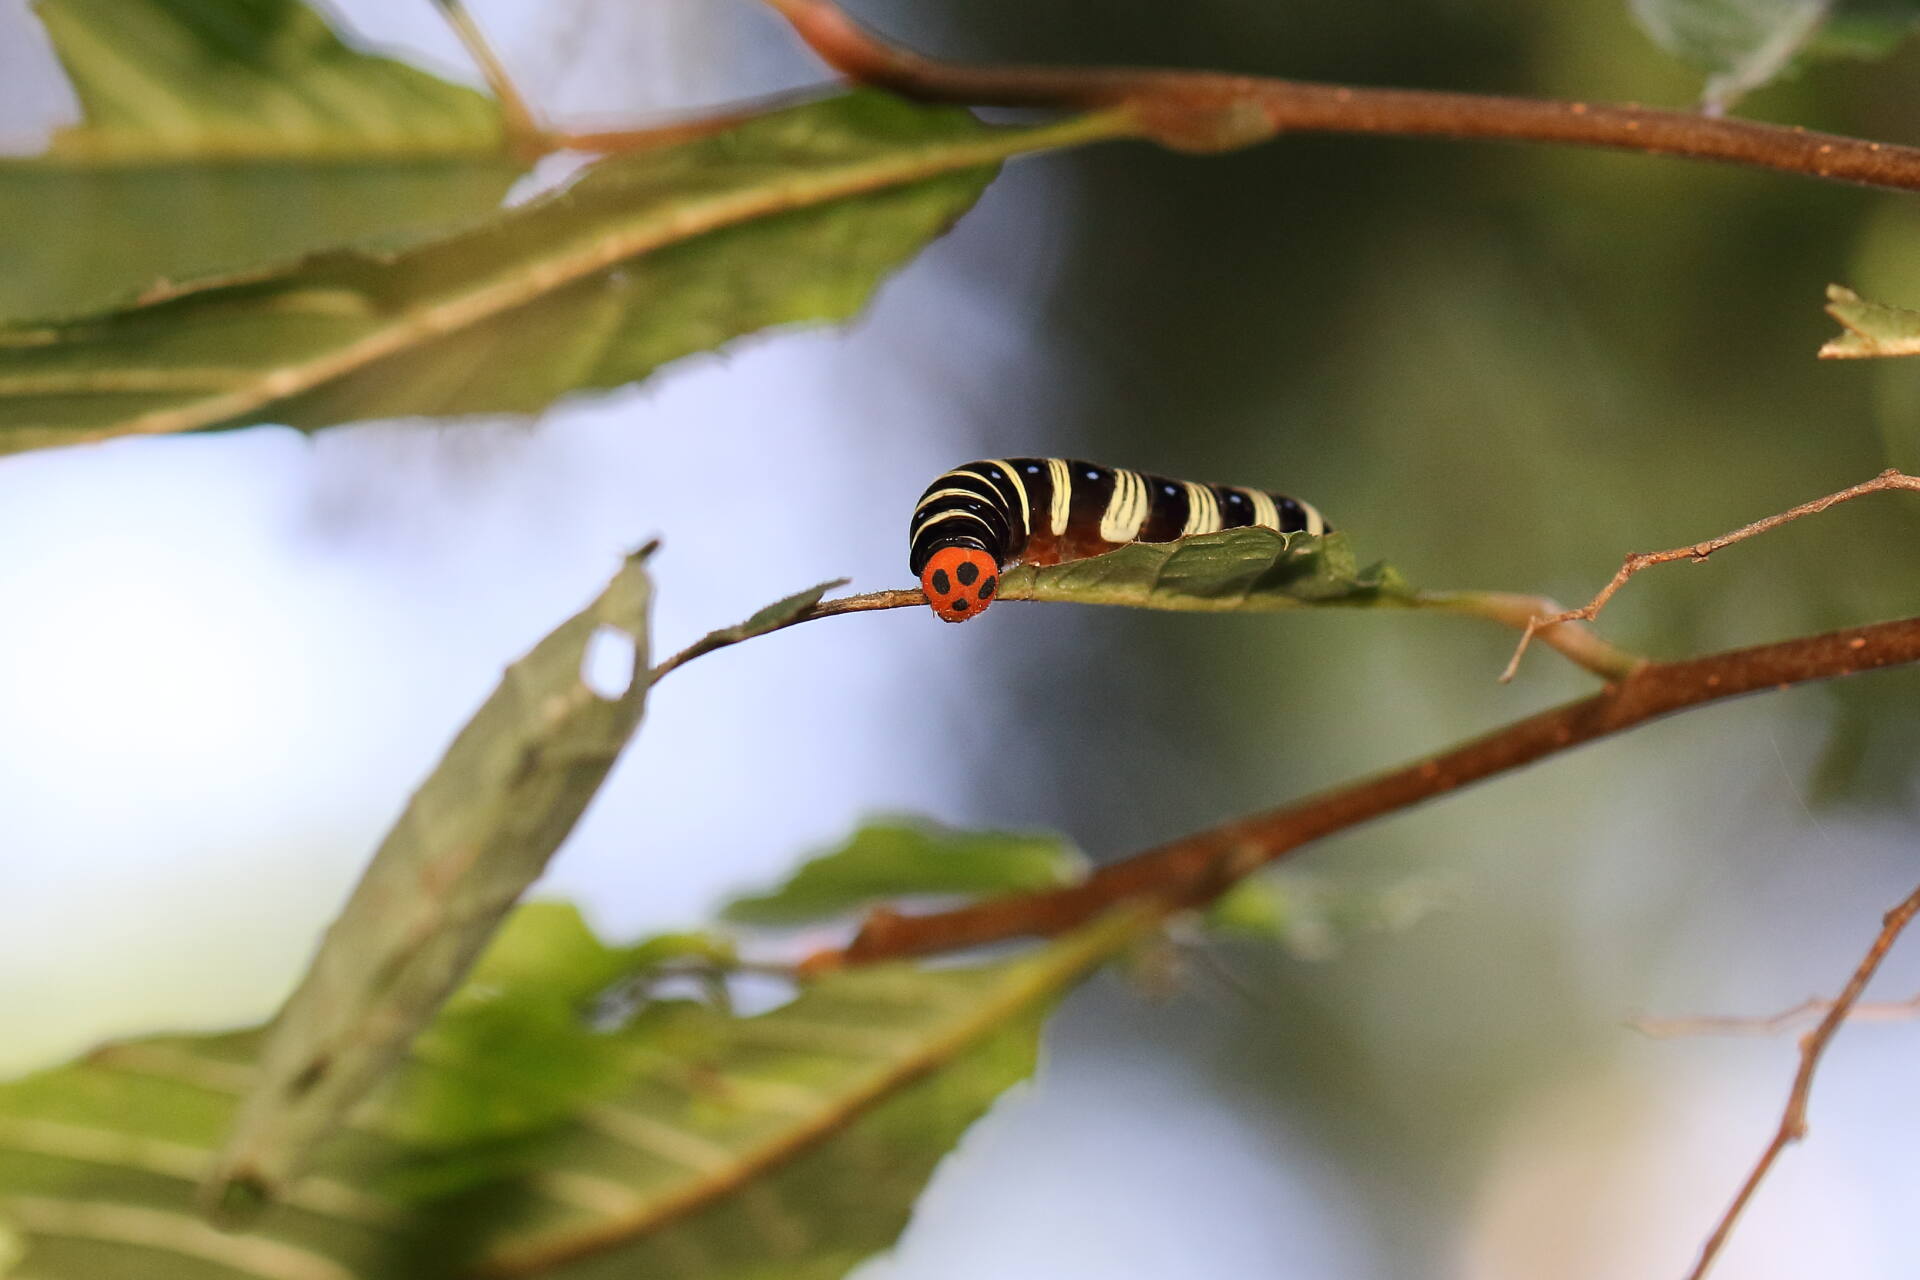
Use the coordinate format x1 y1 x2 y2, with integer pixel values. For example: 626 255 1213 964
910 458 1329 621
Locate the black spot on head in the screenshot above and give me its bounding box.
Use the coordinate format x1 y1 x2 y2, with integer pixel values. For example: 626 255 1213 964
956 561 979 586
979 577 995 600
950 599 969 613
931 569 951 594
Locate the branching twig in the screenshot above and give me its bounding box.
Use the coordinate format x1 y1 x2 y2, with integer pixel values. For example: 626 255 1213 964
1502 470 1920 682
758 0 1920 191
1681 883 1920 1280
1415 589 1646 681
794 613 1920 972
1635 993 1920 1038
439 0 1920 187
432 0 824 157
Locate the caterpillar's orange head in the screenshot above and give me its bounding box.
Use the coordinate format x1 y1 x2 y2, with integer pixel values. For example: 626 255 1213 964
920 547 998 623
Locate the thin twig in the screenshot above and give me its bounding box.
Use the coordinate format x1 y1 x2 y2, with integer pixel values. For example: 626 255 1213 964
797 613 1920 972
429 0 549 158
1502 470 1920 682
1682 883 1920 1280
648 588 923 683
1635 993 1920 1039
1415 590 1646 681
759 0 1920 191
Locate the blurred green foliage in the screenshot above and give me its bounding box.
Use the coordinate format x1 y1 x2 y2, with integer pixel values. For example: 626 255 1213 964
724 818 1082 924
0 0 520 321
0 901 1140 1278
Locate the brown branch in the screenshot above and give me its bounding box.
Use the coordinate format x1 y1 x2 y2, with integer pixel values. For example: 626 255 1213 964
760 0 1920 190
1503 470 1920 681
1682 883 1920 1280
1634 993 1920 1038
800 613 1920 972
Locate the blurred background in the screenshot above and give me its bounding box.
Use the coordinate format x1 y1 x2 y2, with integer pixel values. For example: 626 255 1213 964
6 0 1920 1274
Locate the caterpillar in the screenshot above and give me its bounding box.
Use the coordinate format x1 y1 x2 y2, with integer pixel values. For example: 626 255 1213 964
910 458 1330 622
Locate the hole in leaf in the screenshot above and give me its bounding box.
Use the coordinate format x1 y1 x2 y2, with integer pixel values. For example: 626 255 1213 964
582 624 637 700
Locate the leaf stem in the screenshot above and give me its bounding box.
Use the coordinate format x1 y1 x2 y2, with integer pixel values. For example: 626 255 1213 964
1407 590 1646 680
759 0 1920 189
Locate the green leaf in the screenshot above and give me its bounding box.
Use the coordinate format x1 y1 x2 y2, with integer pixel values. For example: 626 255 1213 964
0 97 1127 455
1627 0 1833 108
0 903 1141 1279
725 820 1085 926
206 549 658 1212
1627 0 1920 106
3 0 522 322
373 907 721 1159
998 528 1411 613
1820 283 1920 357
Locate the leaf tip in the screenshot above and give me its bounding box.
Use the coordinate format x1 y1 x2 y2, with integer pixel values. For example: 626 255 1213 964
1817 284 1920 359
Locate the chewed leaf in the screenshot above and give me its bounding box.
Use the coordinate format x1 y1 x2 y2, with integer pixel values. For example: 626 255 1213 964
202 570 943 1216
0 902 1141 1279
206 550 658 1213
1821 283 1920 357
0 97 1120 455
999 528 1410 613
2 0 521 323
725 819 1085 925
